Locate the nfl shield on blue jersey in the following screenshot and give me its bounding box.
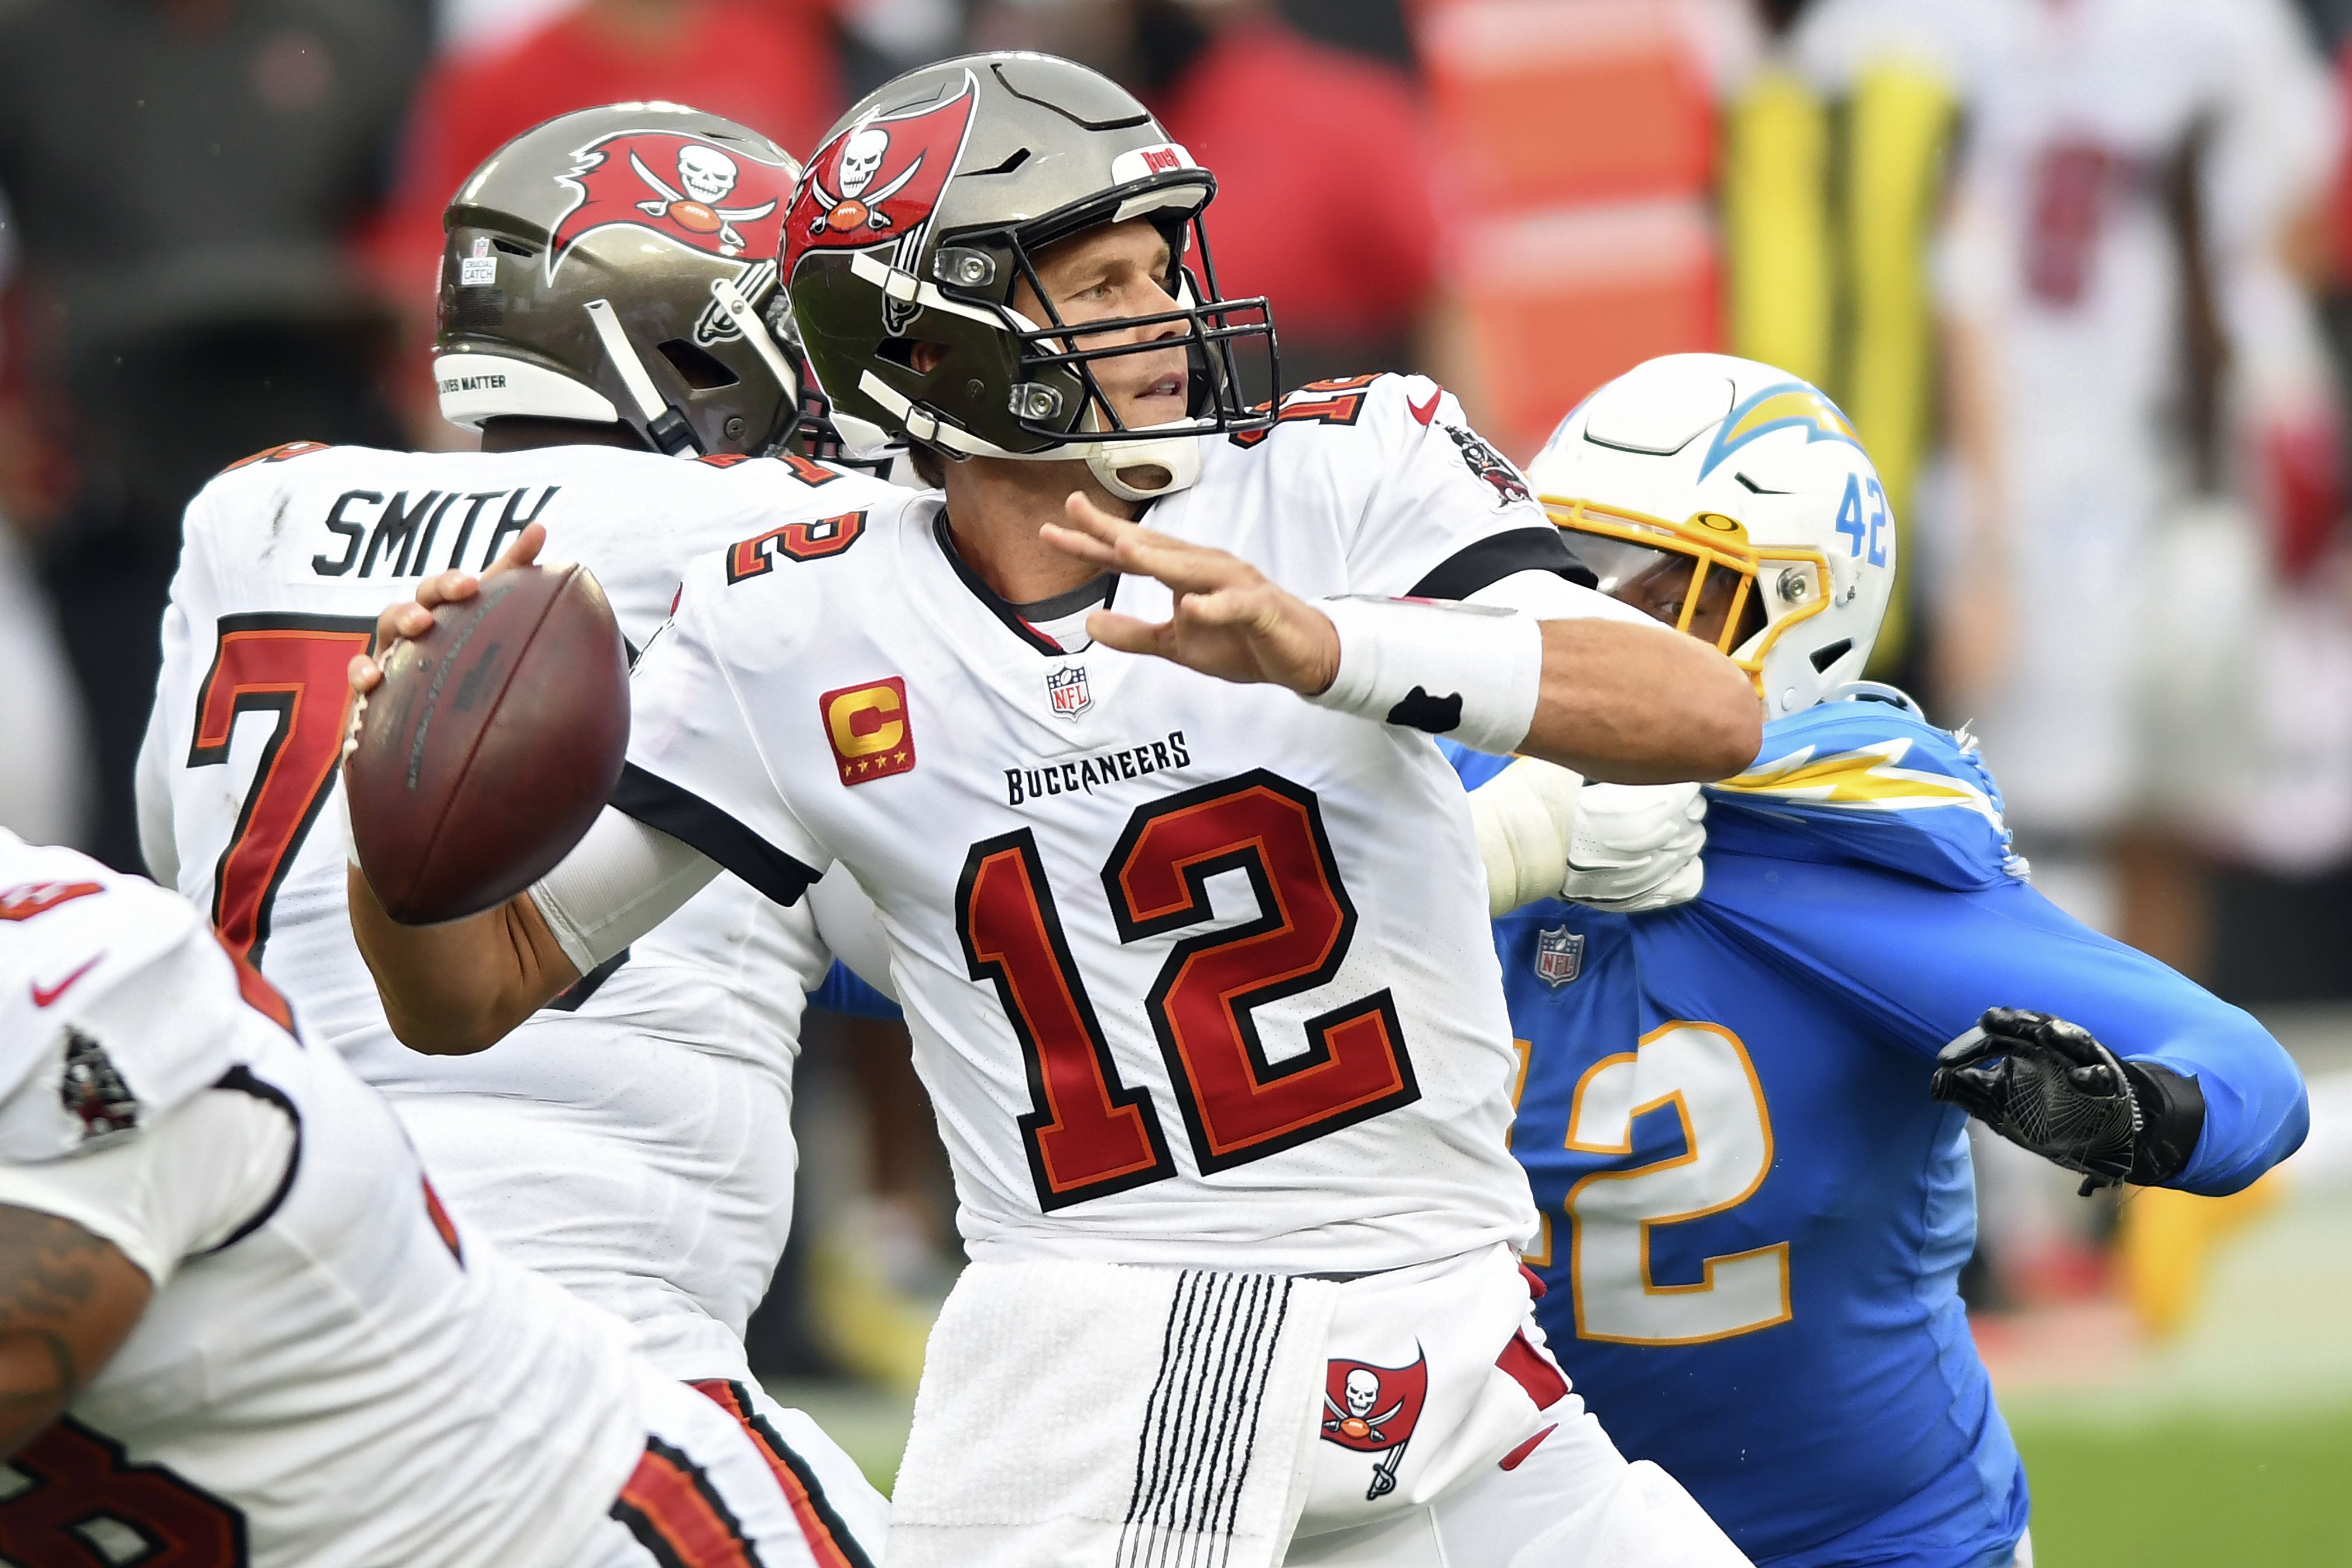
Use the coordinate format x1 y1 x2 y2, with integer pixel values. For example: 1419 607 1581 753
1444 696 2307 1568
1533 927 1583 987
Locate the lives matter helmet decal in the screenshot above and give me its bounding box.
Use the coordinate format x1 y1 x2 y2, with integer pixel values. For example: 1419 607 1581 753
548 129 796 281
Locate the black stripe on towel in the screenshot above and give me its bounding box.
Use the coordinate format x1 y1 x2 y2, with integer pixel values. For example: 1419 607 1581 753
1118 1270 1296 1568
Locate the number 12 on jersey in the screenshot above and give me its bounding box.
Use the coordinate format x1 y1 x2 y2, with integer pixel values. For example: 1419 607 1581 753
958 771 1420 1210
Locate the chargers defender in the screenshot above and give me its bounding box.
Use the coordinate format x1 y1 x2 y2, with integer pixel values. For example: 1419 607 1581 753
1452 353 2310 1568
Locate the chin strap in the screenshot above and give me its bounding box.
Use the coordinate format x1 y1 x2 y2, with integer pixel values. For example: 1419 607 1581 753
857 370 1207 498
1085 428 1205 501
582 298 701 458
709 274 801 408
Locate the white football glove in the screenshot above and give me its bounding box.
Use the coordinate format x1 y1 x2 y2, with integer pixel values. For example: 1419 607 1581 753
1471 757 1707 916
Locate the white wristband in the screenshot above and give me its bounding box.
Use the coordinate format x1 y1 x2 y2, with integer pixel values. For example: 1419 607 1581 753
1306 596 1543 754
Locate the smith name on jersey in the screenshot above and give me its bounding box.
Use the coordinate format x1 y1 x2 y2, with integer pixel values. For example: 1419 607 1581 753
617 372 1617 1273
137 439 902 1379
1446 697 2308 1568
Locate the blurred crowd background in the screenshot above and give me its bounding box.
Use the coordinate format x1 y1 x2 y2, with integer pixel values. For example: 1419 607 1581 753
6 1 2352 1557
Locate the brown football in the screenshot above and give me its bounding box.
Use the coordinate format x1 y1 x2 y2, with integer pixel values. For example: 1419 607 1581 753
346 563 629 925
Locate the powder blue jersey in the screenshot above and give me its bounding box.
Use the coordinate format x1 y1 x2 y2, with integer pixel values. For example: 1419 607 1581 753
1446 695 2307 1568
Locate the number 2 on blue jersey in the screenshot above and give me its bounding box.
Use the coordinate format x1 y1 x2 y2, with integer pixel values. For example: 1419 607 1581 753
1553 1021 1793 1345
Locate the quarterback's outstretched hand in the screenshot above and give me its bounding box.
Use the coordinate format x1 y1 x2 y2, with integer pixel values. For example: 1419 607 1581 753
345 522 548 704
1041 493 1342 694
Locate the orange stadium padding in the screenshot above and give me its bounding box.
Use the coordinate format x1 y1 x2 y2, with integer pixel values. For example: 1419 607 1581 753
1416 0 1716 208
1455 198 1720 458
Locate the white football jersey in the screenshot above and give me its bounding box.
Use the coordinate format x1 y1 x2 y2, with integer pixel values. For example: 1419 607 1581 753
0 836 652 1568
1928 0 2336 489
620 374 1581 1273
136 441 902 1376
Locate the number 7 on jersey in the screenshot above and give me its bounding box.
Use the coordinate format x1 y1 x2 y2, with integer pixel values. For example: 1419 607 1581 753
188 613 377 963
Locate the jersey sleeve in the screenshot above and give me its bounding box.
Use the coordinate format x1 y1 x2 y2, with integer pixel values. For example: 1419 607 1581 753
138 480 232 892
1710 863 2307 1195
0 870 275 1165
1326 376 1595 600
0 1087 296 1287
614 556 829 909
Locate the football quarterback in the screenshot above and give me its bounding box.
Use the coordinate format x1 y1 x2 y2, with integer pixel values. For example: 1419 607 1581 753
348 53 1758 1568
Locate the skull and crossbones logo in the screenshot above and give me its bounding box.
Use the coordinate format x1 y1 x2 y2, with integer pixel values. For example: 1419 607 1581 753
631 143 778 256
804 123 925 236
1326 1369 1404 1444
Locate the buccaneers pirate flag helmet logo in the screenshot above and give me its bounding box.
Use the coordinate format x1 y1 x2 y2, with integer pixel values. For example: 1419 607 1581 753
548 130 794 280
785 71 978 273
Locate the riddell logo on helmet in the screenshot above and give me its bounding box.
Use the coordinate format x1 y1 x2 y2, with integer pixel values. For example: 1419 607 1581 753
785 72 978 276
547 131 794 281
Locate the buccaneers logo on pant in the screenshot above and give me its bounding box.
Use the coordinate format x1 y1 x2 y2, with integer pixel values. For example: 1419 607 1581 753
1320 1350 1429 1501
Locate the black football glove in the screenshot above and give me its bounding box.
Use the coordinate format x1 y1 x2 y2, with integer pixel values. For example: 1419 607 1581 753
1931 1008 2205 1195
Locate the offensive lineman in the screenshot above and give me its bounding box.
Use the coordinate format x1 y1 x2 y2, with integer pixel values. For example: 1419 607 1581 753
0 834 839 1566
1453 354 2309 1568
132 104 896 1558
347 55 1758 1568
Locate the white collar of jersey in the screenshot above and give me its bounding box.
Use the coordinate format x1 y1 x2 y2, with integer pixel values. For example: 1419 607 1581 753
435 353 622 432
932 510 1117 657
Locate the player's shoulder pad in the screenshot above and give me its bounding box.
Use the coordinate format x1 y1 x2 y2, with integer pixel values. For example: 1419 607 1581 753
0 840 275 1163
1214 371 1533 502
1222 372 1448 452
184 439 384 542
692 468 911 591
661 481 921 664
1703 683 2027 891
216 440 337 478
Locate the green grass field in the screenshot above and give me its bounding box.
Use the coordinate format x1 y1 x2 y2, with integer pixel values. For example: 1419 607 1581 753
2012 1407 2352 1566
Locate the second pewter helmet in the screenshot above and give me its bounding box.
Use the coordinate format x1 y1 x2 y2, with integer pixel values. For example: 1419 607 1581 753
782 52 1280 500
433 102 812 459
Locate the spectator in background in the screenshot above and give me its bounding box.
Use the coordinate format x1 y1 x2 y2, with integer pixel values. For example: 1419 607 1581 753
0 0 430 871
374 0 847 428
1929 0 2341 973
978 0 1442 395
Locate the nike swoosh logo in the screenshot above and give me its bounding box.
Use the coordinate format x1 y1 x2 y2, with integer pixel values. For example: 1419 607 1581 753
32 953 104 1009
1408 389 1443 427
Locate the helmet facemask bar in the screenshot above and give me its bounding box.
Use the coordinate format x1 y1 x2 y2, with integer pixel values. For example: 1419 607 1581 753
997 203 1277 447
1550 497 1831 689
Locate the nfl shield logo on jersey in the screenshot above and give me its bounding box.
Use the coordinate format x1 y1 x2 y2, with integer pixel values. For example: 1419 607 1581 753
1534 926 1584 988
1045 665 1091 721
